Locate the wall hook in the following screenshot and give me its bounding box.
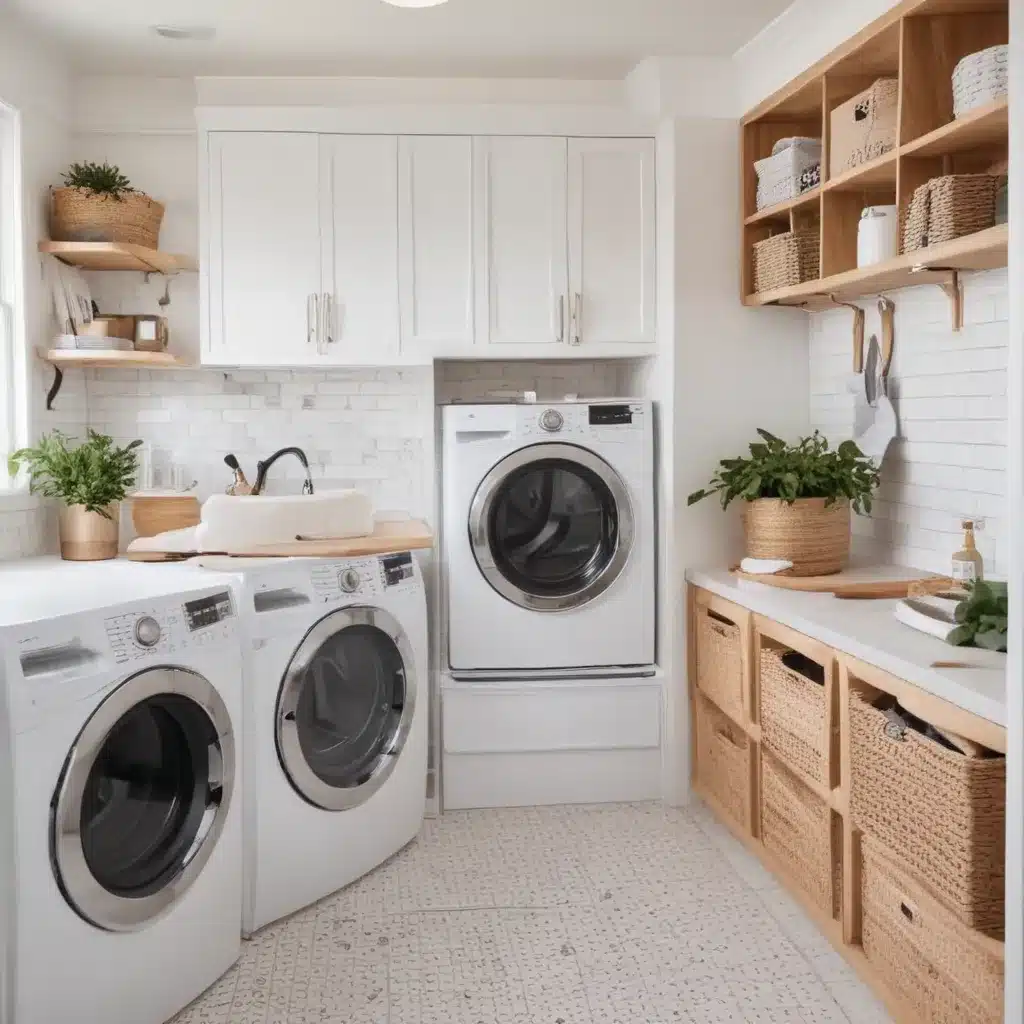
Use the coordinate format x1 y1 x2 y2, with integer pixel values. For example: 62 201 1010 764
828 294 866 373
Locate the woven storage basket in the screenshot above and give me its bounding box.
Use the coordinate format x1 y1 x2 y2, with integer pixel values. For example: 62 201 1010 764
760 646 829 787
695 694 751 831
902 174 1001 253
953 44 1009 118
761 750 839 918
752 231 819 293
742 497 849 576
849 689 1005 937
695 606 744 722
861 837 1003 1024
754 137 821 211
50 187 164 248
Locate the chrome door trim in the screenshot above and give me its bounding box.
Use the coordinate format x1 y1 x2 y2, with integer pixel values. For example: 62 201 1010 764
51 667 236 933
276 606 417 812
468 442 634 612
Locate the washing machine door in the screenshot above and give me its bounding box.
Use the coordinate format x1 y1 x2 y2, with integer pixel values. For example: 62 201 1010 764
276 607 417 811
469 442 634 612
51 667 235 932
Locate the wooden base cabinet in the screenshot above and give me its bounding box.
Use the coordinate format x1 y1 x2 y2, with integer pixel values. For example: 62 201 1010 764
688 585 1006 1024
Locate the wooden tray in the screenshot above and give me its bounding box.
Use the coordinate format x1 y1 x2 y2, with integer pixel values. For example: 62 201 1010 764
125 519 433 562
730 566 954 599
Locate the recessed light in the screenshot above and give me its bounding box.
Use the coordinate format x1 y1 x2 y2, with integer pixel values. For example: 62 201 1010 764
152 25 216 41
379 0 449 7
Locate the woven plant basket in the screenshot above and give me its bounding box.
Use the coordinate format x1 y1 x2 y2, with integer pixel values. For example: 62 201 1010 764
902 174 1001 253
861 837 1003 1024
760 646 829 786
752 230 819 293
50 187 164 248
761 750 840 919
695 694 751 830
742 497 850 576
695 607 744 722
849 689 1005 938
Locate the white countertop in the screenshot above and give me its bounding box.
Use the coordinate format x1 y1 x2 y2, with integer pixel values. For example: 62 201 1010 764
686 567 1006 727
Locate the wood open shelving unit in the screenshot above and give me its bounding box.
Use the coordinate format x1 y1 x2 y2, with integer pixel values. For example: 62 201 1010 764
39 241 197 275
742 0 1009 318
40 349 190 370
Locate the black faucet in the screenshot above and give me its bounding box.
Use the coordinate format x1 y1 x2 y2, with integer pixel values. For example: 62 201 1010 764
251 447 315 496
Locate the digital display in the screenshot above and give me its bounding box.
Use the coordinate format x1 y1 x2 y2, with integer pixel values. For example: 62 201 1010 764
380 552 414 587
589 404 633 426
184 591 234 631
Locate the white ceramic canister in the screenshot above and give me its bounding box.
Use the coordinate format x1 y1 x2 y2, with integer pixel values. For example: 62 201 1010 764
857 205 899 267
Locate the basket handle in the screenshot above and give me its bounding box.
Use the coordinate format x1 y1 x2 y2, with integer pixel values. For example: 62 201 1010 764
897 897 919 926
709 623 730 639
713 726 743 749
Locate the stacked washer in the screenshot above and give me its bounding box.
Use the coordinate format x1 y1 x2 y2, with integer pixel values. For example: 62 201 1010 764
194 553 428 935
441 400 661 809
0 559 242 1024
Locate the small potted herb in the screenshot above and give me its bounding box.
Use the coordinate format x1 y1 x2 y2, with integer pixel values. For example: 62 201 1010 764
688 429 881 576
948 581 1008 653
50 161 164 249
8 431 142 561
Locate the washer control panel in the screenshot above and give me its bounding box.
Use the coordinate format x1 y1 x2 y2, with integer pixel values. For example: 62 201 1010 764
539 408 565 433
104 590 235 665
519 402 646 440
310 558 381 602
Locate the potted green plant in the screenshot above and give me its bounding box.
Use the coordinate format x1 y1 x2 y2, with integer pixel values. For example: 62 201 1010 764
688 429 881 576
50 161 164 249
8 430 142 561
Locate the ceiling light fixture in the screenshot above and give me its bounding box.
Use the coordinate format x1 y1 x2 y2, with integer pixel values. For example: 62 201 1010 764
152 25 217 41
379 0 449 7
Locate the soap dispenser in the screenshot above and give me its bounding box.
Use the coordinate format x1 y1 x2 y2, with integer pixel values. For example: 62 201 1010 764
952 519 984 583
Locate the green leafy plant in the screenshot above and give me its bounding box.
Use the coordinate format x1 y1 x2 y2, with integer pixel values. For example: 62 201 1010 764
948 580 1008 652
61 161 135 200
687 429 881 514
8 430 141 517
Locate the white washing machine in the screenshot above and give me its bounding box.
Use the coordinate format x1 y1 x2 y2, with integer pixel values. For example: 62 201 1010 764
443 400 655 674
195 553 428 936
0 560 242 1024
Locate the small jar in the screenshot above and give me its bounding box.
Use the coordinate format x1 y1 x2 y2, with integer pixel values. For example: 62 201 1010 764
857 205 899 267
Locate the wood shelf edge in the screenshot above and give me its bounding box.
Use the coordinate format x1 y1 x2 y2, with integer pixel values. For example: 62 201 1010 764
900 99 1009 158
39 348 192 370
744 189 821 225
38 240 198 274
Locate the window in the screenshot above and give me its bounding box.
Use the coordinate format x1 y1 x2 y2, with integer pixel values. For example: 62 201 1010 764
0 98 27 491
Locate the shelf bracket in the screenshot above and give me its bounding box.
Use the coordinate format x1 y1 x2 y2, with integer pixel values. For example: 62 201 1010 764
828 294 866 372
45 364 64 411
938 271 963 332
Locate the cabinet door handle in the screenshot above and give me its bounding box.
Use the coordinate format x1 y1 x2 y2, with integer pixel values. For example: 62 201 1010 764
306 293 316 346
312 293 321 353
570 292 582 346
557 295 565 344
323 293 334 346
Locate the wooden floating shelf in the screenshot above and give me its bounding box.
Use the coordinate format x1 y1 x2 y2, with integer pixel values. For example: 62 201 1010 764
745 189 820 226
902 99 1009 159
40 349 191 370
745 224 1007 308
824 150 898 193
39 241 197 275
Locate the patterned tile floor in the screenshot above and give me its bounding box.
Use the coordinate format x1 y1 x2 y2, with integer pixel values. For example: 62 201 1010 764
172 802 893 1024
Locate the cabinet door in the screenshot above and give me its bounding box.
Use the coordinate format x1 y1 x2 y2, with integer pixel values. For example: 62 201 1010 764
474 137 568 348
398 136 475 355
320 135 400 362
205 132 322 365
568 138 656 347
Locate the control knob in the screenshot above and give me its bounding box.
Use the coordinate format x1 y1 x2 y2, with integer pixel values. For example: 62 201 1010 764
339 568 361 594
134 616 162 648
539 409 564 433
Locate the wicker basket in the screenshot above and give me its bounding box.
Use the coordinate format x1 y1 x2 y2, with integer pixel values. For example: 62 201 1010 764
695 606 744 722
50 187 164 248
742 497 850 576
760 646 829 787
953 44 1009 118
695 694 751 831
754 137 821 210
761 750 841 918
849 689 1005 937
752 231 819 293
902 174 1001 253
861 837 1003 1024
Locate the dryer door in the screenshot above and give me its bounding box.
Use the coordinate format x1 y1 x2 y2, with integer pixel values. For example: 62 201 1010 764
469 442 634 612
51 667 235 932
276 607 417 811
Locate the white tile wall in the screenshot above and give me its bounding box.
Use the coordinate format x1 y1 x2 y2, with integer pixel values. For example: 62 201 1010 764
810 269 1008 576
435 359 638 405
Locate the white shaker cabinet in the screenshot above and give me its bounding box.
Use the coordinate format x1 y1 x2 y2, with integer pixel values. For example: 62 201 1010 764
398 136 476 357
568 138 656 347
473 136 569 349
205 132 322 365
319 135 400 363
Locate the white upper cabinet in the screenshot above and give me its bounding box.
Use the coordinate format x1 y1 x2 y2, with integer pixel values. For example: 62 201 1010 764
319 135 400 363
205 132 322 365
568 138 656 347
398 136 475 356
474 137 569 349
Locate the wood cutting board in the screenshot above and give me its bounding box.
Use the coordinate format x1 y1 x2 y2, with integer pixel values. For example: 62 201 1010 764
125 519 433 562
729 565 955 599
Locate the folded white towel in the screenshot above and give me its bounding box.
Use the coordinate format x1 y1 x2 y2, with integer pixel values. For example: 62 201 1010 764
740 557 794 575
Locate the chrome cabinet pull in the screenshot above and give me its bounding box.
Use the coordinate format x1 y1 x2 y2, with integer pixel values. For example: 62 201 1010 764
570 292 582 346
557 295 565 344
306 293 315 346
312 293 321 353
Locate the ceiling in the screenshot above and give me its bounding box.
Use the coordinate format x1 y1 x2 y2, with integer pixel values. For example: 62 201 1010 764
14 0 793 78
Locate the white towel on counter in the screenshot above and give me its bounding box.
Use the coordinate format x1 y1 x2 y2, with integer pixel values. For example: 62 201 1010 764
740 557 794 575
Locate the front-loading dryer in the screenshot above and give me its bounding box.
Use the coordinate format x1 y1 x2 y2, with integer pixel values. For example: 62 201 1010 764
443 400 655 674
0 564 242 1024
